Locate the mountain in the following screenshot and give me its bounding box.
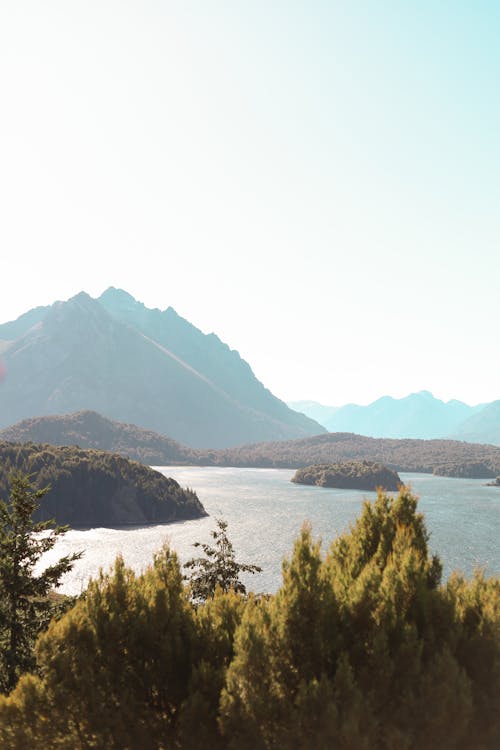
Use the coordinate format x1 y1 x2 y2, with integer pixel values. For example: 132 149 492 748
0 442 205 526
450 400 500 446
287 400 339 426
290 392 485 440
0 289 324 448
0 410 199 465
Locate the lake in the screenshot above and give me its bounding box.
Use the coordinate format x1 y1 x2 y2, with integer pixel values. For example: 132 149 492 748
40 467 500 595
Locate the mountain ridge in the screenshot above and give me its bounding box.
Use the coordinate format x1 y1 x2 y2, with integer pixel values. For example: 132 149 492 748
0 289 324 448
289 391 498 444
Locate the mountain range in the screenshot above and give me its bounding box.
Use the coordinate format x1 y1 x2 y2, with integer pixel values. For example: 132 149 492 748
289 391 500 446
0 289 324 448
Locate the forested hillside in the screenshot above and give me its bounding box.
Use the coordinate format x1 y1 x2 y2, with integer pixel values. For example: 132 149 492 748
0 442 205 526
210 432 500 477
0 411 198 465
4 412 500 478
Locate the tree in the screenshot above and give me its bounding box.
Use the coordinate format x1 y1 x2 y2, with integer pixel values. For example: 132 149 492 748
0 472 82 693
184 518 262 601
219 489 487 749
0 489 498 749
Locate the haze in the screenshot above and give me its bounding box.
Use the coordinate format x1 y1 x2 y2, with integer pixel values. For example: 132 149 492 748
1 1 498 406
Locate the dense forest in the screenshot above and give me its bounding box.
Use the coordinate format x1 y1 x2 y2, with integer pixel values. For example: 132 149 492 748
208 432 500 477
0 411 198 466
292 461 401 490
0 486 498 749
4 413 500 478
0 442 205 526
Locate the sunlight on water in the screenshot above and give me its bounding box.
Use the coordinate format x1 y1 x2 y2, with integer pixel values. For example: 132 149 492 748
41 468 500 595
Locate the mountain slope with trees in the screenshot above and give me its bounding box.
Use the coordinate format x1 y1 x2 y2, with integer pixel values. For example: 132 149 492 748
0 411 198 465
4 412 500 478
212 432 500 477
0 289 324 448
0 442 205 527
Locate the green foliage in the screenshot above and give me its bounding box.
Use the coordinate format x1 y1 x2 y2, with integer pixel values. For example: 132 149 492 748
207 433 500 477
291 460 401 490
0 473 82 693
0 410 199 466
220 488 498 749
0 486 498 749
0 442 205 526
184 518 262 601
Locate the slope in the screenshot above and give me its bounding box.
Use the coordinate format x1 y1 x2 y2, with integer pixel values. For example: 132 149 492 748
0 291 324 447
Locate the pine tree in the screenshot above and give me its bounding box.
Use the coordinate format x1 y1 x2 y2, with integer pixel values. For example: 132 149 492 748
0 472 82 693
184 518 262 601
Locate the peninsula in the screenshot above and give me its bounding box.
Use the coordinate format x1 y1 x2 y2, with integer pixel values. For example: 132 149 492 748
0 442 206 527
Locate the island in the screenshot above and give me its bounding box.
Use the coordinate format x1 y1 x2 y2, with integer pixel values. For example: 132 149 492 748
433 461 497 479
485 476 500 487
291 460 401 491
0 441 207 527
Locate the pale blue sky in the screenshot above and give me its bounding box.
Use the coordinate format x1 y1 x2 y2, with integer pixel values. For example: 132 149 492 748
1 1 499 405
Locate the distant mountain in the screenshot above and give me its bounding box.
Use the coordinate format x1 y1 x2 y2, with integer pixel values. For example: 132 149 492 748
450 400 500 446
0 289 324 448
290 391 488 441
288 400 339 426
0 442 205 527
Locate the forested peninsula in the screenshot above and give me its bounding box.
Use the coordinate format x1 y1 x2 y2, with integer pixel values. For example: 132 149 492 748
0 442 205 527
292 460 401 490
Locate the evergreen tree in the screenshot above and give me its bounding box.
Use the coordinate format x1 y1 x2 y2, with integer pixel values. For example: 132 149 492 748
0 472 82 693
184 518 262 601
0 487 498 749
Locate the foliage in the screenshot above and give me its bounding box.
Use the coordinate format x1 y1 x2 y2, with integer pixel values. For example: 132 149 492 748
0 441 205 526
204 433 500 477
291 460 401 490
0 473 82 693
4 414 500 478
184 518 262 601
0 487 498 749
0 410 199 466
221 488 498 749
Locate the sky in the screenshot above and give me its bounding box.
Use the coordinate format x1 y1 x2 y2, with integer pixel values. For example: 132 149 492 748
1 1 499 407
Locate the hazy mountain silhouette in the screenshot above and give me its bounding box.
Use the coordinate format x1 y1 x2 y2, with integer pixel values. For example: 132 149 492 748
288 400 339 426
450 400 500 446
0 289 324 448
289 392 493 442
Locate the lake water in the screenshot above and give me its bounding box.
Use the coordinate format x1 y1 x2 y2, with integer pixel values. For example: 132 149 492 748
40 468 500 595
